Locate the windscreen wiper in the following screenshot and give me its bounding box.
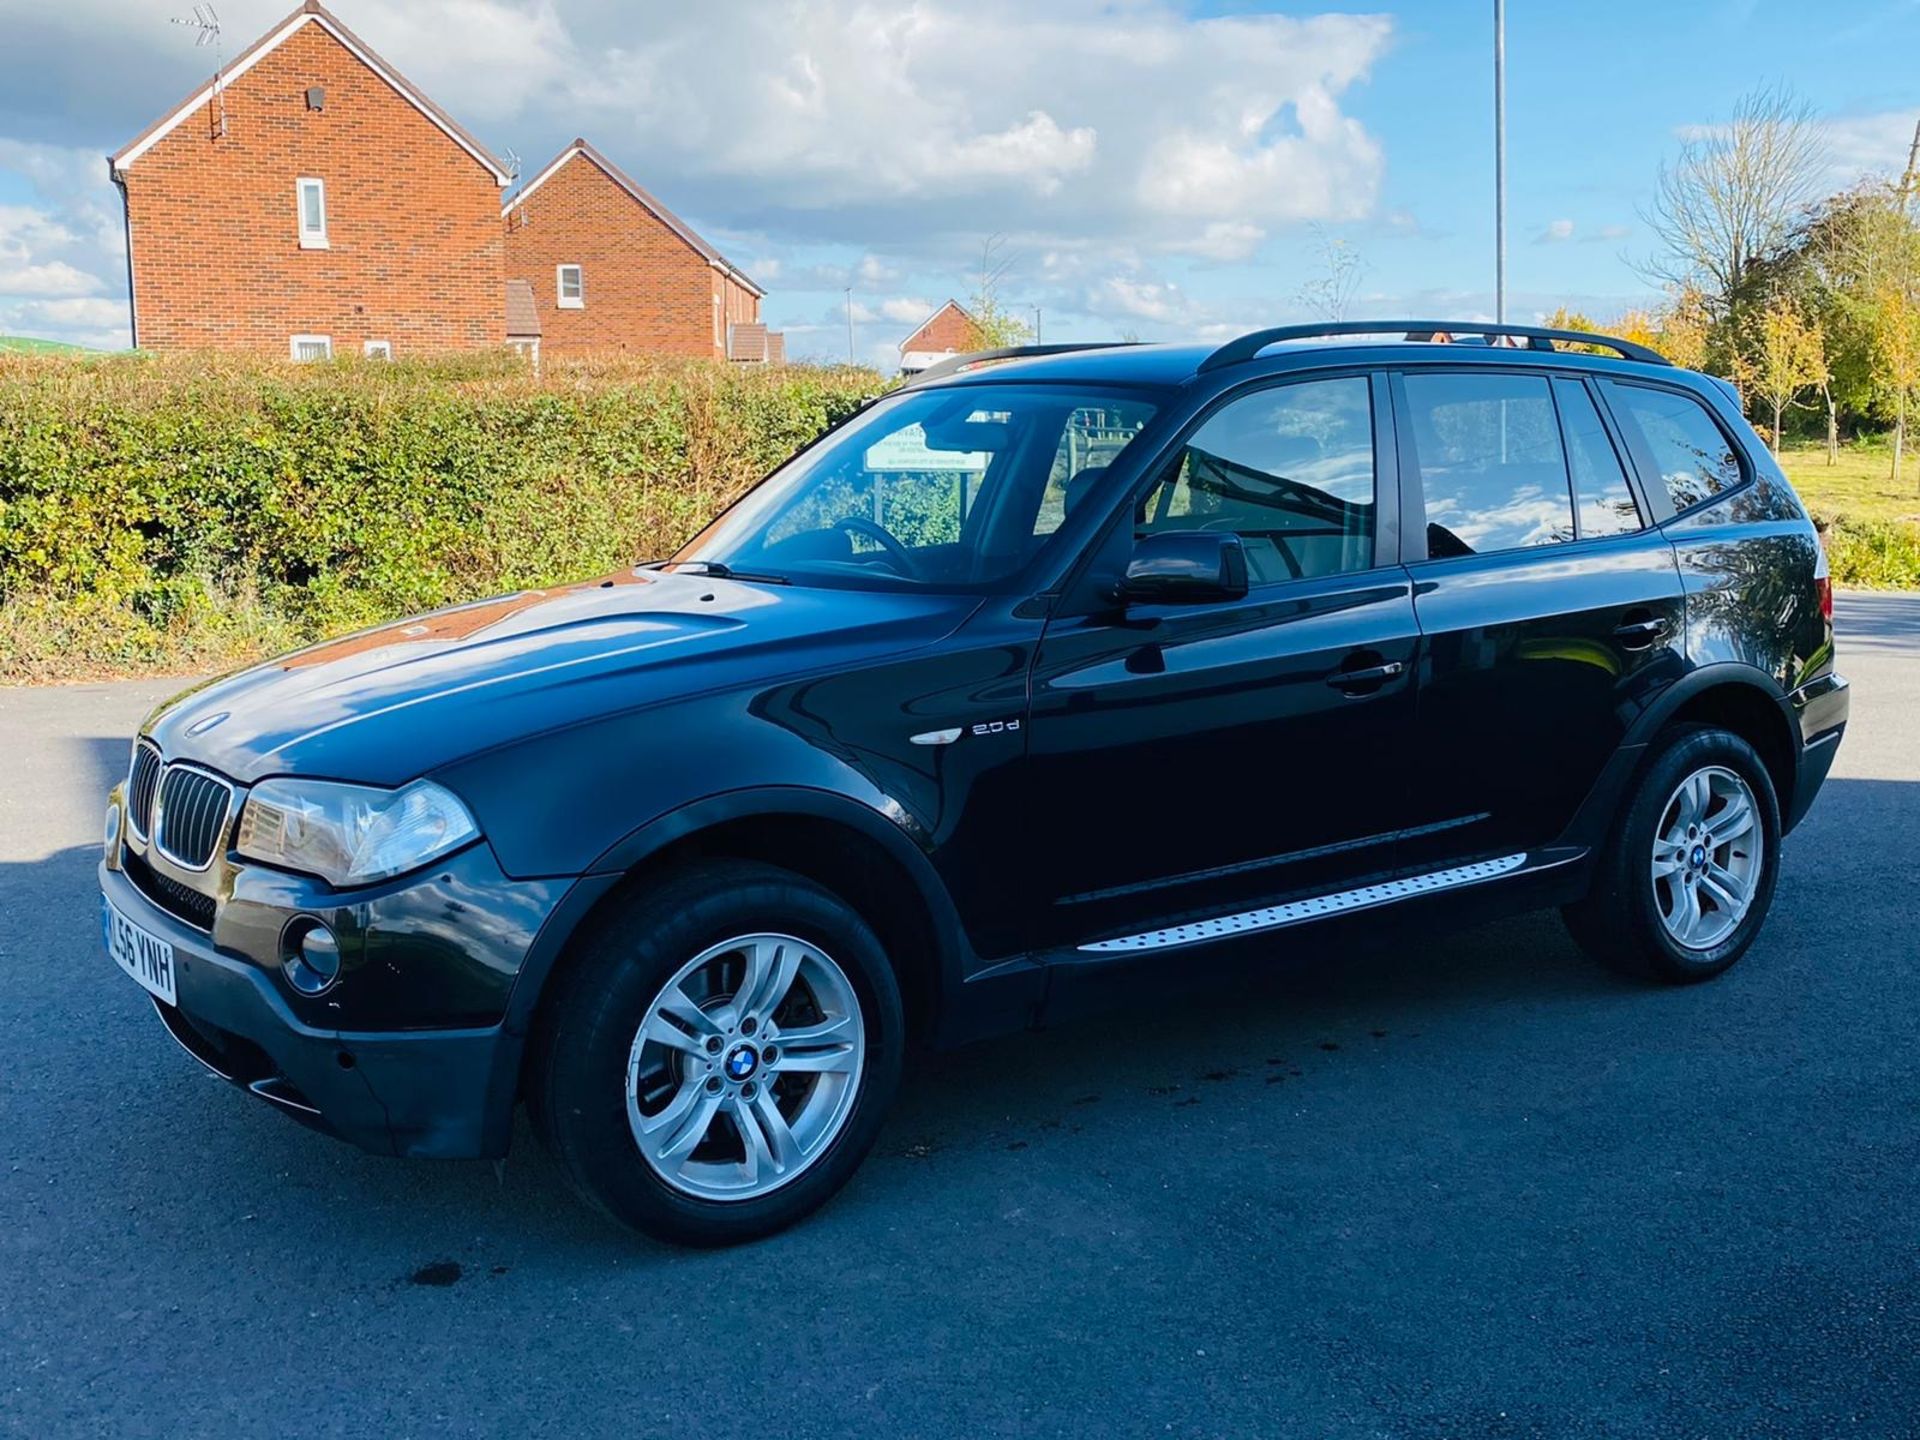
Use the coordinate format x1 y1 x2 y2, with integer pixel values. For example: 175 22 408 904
648 559 792 585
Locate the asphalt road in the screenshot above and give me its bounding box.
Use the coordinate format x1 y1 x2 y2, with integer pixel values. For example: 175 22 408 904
2 594 1917 1438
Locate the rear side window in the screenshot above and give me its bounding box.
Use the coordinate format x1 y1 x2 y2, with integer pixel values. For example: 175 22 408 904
1137 375 1375 584
1401 371 1574 556
1553 379 1641 538
1603 381 1742 512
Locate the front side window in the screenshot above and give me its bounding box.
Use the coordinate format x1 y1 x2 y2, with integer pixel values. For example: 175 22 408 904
672 385 1160 590
1603 380 1742 512
557 265 585 308
1403 371 1573 556
1137 375 1376 583
297 178 327 248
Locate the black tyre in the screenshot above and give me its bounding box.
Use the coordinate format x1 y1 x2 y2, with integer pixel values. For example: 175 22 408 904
1563 724 1781 984
528 860 904 1246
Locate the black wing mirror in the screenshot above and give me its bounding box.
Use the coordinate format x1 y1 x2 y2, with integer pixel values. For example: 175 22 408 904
1121 530 1249 605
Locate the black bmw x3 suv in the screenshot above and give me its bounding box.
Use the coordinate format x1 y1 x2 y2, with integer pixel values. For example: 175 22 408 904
101 321 1848 1245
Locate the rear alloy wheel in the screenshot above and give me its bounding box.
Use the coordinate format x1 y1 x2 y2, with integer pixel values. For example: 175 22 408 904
1649 766 1764 951
626 933 866 1203
1563 724 1781 984
530 861 903 1246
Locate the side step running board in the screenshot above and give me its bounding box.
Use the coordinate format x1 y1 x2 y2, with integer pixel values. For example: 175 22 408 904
1077 854 1529 954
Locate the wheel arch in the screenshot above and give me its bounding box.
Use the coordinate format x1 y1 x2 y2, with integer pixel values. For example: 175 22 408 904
504 789 971 1060
1561 664 1799 854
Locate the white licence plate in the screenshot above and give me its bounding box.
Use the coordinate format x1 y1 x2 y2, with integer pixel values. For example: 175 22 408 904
104 896 178 1006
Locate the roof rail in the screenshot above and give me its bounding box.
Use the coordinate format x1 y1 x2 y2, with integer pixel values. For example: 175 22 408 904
905 342 1138 386
1197 321 1670 373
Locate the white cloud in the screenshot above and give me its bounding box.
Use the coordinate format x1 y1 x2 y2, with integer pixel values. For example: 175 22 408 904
875 296 935 325
0 260 101 297
1537 218 1576 243
1088 276 1186 325
1821 108 1920 186
1174 221 1268 263
0 0 1396 348
10 296 124 327
0 194 124 344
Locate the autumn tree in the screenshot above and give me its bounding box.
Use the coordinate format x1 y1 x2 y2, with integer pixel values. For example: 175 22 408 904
1655 286 1714 373
1869 274 1920 484
1736 296 1827 452
1540 306 1603 352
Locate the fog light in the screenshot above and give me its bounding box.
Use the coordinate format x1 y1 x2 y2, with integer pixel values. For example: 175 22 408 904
283 919 342 995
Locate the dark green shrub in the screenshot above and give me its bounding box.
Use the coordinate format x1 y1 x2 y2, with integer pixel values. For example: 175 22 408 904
0 352 882 679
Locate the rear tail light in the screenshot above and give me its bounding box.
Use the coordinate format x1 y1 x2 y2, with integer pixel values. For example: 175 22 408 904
1813 531 1833 621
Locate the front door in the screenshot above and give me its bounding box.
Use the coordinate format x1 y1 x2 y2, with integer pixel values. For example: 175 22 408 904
1022 372 1421 950
1391 367 1686 865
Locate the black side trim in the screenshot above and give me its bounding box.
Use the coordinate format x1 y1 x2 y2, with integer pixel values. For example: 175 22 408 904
1053 812 1491 907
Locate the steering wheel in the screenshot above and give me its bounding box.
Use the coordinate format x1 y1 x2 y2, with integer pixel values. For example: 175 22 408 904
833 516 922 577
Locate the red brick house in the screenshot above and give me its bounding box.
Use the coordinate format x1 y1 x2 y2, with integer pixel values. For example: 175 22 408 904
899 300 982 373
109 0 513 357
502 140 774 360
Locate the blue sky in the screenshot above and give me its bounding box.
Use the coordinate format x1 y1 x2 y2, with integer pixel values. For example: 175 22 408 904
2 0 1918 360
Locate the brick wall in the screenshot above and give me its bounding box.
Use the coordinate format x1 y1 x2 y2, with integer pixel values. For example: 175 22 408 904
122 23 504 355
906 303 981 356
504 155 756 358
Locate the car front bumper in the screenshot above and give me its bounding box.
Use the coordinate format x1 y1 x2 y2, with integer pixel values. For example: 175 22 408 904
103 859 520 1159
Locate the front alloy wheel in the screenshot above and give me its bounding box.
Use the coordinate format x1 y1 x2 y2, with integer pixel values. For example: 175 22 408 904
530 859 903 1246
628 934 866 1202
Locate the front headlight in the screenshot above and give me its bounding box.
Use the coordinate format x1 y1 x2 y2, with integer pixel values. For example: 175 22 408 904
236 778 479 887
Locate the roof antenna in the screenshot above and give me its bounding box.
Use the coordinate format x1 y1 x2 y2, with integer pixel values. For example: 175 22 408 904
171 4 228 139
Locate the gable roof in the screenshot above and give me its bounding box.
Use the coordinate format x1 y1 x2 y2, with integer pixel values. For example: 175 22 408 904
505 139 764 298
111 0 512 184
900 299 978 354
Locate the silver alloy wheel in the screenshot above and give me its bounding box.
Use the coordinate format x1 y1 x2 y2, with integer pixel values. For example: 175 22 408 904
1651 765 1763 951
625 933 866 1202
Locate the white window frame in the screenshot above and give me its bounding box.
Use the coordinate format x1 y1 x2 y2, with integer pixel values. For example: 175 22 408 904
363 339 393 360
556 264 584 308
289 334 333 362
296 178 328 249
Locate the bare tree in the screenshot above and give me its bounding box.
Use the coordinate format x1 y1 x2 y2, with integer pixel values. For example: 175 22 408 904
1642 87 1824 315
967 235 1034 348
1295 226 1364 321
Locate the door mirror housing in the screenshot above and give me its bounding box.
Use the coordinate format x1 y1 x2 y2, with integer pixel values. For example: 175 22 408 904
1121 530 1249 605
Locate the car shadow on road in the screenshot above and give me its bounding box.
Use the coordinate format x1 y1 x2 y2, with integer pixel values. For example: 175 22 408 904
8 773 1901 1271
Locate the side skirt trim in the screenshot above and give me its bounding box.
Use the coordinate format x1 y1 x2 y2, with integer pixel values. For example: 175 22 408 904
1076 853 1528 954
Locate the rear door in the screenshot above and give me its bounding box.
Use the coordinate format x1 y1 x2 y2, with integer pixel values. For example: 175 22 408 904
1392 366 1685 866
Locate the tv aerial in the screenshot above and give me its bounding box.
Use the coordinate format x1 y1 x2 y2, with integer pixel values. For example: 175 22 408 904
170 5 229 138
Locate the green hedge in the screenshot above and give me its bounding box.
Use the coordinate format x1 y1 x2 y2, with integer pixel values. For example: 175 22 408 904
1818 513 1920 590
0 352 882 680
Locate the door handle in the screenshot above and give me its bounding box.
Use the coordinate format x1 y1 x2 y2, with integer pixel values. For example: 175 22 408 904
1612 615 1671 649
1326 660 1404 692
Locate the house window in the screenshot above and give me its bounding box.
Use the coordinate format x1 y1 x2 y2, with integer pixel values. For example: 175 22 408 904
556 264 584 308
296 178 328 249
290 335 332 362
363 340 393 360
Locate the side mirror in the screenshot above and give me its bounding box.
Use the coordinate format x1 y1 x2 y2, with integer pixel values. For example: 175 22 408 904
1121 530 1249 605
